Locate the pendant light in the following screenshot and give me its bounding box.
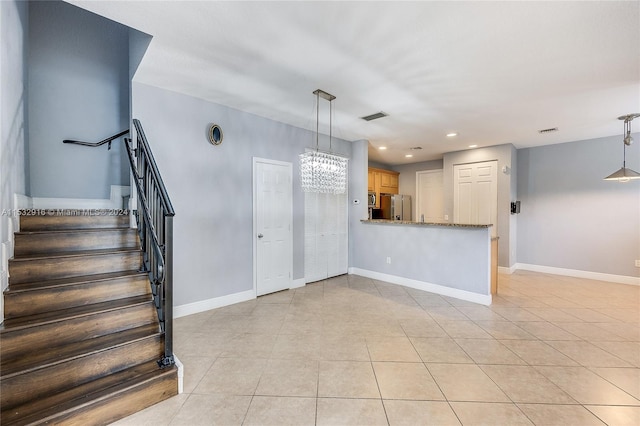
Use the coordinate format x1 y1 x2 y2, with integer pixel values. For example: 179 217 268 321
604 113 640 182
299 90 348 194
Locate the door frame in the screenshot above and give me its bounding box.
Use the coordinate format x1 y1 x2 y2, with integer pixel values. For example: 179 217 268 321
252 157 293 297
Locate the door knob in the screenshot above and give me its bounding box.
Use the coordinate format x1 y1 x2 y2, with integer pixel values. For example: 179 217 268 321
258 233 264 238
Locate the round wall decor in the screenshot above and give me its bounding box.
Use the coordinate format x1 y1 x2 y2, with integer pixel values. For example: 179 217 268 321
208 124 223 145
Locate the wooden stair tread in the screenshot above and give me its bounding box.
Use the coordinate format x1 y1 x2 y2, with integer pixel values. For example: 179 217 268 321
18 209 129 215
1 362 176 426
18 213 131 232
1 324 161 377
5 270 147 292
10 247 141 262
15 227 134 235
0 295 153 331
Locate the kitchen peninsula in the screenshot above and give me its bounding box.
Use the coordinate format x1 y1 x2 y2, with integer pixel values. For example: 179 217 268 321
350 219 496 305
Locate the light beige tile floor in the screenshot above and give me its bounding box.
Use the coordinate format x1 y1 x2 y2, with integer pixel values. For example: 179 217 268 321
113 271 640 425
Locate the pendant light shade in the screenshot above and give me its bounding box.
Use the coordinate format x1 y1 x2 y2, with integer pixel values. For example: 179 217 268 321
299 90 348 194
604 167 640 181
604 113 640 182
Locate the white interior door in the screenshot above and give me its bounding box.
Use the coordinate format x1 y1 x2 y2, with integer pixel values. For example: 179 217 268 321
416 170 444 222
304 190 348 284
453 161 497 237
253 158 292 296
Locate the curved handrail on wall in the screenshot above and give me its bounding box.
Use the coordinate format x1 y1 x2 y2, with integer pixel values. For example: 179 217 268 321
63 129 130 150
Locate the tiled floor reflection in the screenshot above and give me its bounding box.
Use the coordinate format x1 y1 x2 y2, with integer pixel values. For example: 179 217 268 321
113 271 640 425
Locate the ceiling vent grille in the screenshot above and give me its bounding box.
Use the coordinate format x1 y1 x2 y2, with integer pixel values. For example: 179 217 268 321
538 127 558 134
361 111 388 121
409 147 422 150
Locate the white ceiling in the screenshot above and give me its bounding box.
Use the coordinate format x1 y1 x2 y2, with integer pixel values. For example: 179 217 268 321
69 0 640 165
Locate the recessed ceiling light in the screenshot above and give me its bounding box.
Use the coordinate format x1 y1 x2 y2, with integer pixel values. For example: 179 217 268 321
447 132 458 137
469 144 478 148
378 146 387 150
405 154 413 158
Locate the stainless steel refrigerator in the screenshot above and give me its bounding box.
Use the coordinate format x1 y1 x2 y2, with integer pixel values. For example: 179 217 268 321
380 194 412 221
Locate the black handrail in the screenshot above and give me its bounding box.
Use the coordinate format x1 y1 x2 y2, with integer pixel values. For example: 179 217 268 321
63 129 130 150
124 119 176 368
63 122 175 368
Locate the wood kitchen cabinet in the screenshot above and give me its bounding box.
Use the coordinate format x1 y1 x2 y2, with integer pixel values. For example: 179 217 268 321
368 167 399 208
380 172 399 194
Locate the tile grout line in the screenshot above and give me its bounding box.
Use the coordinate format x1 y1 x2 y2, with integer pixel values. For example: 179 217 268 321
364 331 391 426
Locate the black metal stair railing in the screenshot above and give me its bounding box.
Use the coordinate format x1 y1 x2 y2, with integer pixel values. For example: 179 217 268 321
63 122 176 367
125 119 176 368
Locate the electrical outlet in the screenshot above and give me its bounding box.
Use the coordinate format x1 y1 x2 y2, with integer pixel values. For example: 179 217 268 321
635 260 640 268
386 257 391 264
444 214 449 221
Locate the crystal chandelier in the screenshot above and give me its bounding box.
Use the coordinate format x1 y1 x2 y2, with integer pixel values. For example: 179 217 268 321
300 89 348 194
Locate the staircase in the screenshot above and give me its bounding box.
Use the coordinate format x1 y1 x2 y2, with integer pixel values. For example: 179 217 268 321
0 211 178 425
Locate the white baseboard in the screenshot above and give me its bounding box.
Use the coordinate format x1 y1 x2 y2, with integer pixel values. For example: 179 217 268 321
0 242 9 291
174 289 255 318
173 354 184 394
348 267 492 306
290 278 306 289
14 193 32 209
0 268 6 324
514 263 640 286
28 185 130 210
498 265 517 275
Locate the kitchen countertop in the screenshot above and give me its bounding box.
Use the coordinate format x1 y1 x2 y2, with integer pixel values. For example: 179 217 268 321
361 219 492 229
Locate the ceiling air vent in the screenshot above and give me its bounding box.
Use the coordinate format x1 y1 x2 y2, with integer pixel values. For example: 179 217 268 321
361 111 388 121
409 147 422 150
538 127 558 134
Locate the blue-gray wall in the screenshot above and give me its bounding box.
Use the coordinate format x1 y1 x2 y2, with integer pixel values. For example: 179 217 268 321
28 1 130 199
1 0 29 302
353 223 491 296
349 139 369 268
132 83 352 306
392 159 444 199
517 134 640 278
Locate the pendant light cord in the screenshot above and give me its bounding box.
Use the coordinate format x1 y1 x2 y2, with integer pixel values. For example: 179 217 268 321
623 119 627 168
329 98 333 152
315 91 320 153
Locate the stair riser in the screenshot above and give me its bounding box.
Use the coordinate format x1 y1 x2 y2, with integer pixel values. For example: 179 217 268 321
1 303 158 361
9 252 142 285
1 362 161 425
19 215 129 232
42 370 178 426
1 335 163 411
3 275 150 319
14 230 139 257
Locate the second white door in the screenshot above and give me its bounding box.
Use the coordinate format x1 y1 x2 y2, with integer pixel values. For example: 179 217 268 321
304 191 348 283
416 169 444 222
254 158 292 296
453 160 498 237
